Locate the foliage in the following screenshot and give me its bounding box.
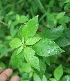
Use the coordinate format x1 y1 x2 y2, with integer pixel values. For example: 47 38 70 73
0 0 70 81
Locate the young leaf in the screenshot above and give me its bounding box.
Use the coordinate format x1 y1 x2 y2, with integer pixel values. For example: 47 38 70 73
33 73 41 81
9 38 22 49
33 38 64 57
16 45 23 55
58 16 70 24
22 16 38 40
24 47 40 71
54 65 63 80
25 37 41 45
56 12 65 19
42 75 47 81
49 78 56 81
13 15 28 26
47 13 57 28
18 15 28 23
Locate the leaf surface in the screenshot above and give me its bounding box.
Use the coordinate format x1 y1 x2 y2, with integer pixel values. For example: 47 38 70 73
54 65 63 80
10 50 24 69
33 38 64 57
40 25 64 40
24 47 40 71
9 38 22 48
56 12 65 19
22 16 38 40
33 73 41 81
25 37 41 45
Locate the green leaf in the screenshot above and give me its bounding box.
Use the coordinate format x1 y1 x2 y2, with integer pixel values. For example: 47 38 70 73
16 15 28 23
24 47 40 71
56 12 65 19
25 37 41 45
42 75 47 81
54 65 63 80
20 73 29 80
49 78 57 81
5 35 12 40
12 15 28 26
24 47 35 59
40 25 64 40
64 2 70 10
10 50 24 69
55 36 70 47
0 44 8 58
64 28 70 41
39 59 46 74
16 45 23 55
19 62 32 73
33 73 41 81
9 38 22 49
47 13 57 28
22 16 38 40
58 16 70 24
44 57 50 66
64 68 70 74
61 75 70 81
29 56 40 71
20 16 28 23
33 38 64 57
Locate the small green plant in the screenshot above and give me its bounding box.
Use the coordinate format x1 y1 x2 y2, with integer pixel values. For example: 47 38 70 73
9 16 64 80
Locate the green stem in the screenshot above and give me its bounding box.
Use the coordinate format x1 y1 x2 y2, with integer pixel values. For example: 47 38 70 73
0 21 8 26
